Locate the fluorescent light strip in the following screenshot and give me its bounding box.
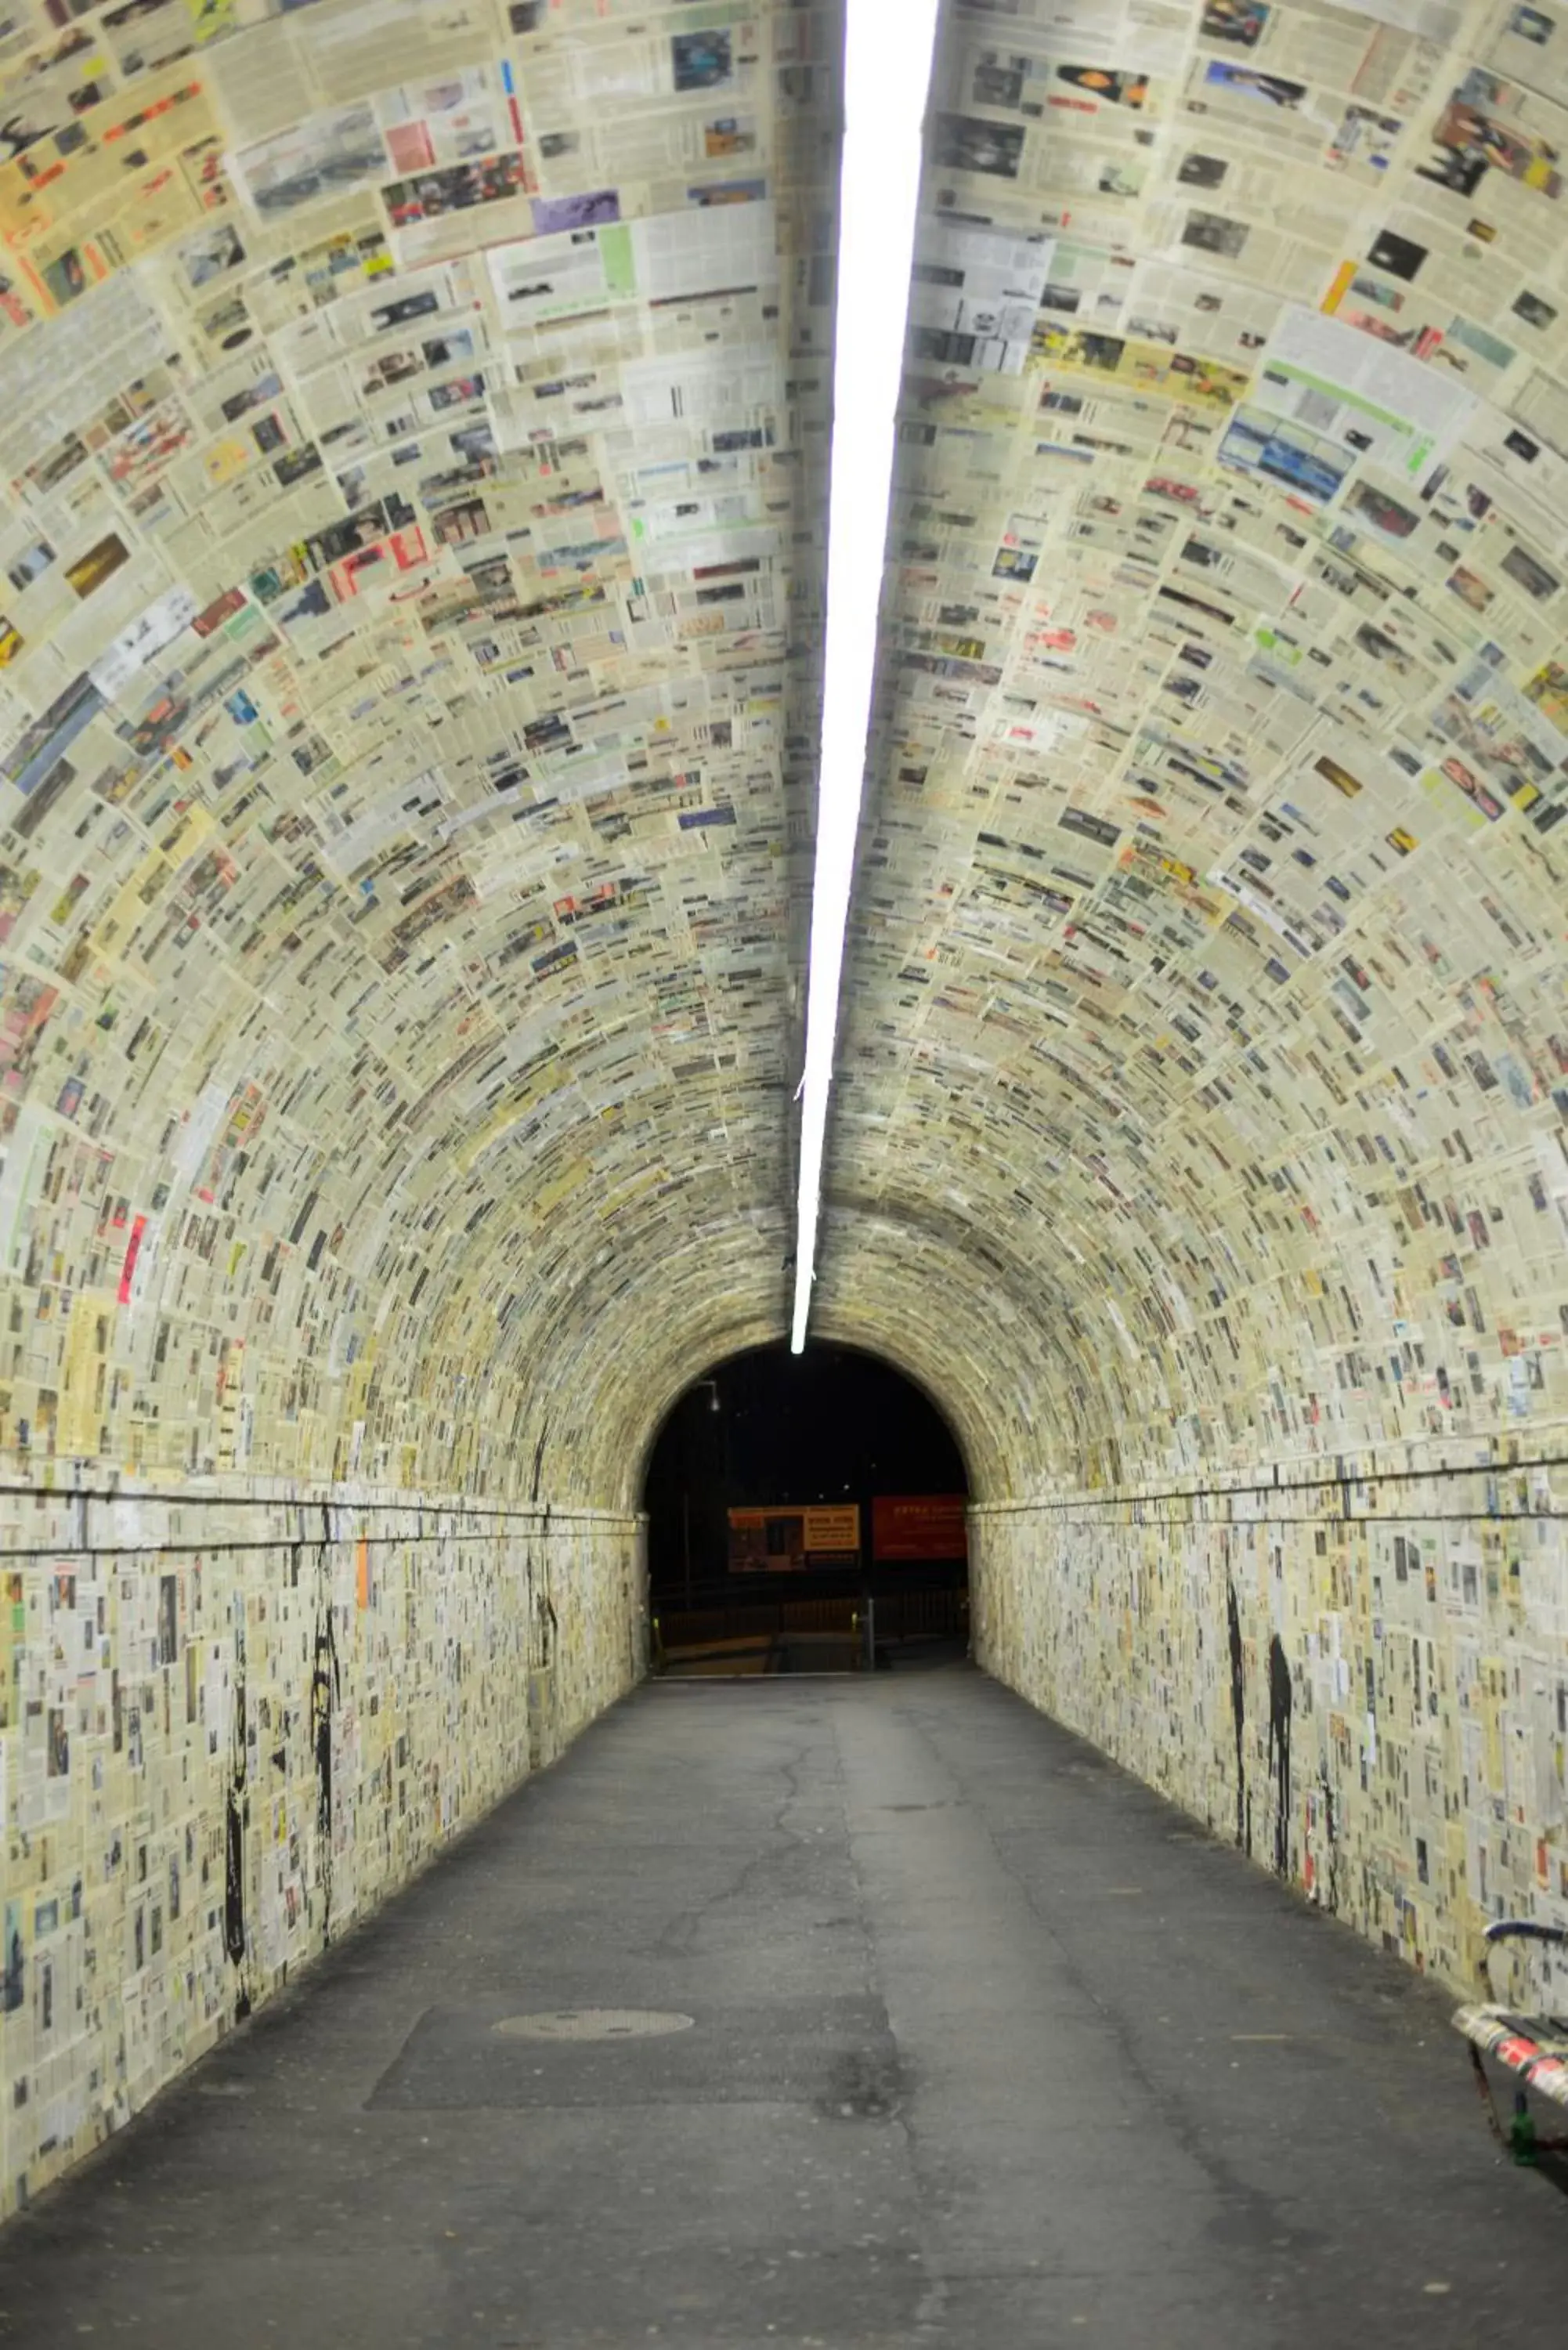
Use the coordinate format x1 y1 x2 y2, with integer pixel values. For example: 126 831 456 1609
790 0 941 1354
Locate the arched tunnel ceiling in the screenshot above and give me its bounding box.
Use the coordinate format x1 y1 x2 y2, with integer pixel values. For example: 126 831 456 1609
0 0 1566 1506
0 0 833 1494
828 0 1568 1491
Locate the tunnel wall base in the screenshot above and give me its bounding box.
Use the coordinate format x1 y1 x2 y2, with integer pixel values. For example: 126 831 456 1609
971 1443 1568 2001
0 1480 645 2220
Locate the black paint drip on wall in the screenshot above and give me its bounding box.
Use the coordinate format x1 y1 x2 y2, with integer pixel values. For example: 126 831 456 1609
1226 1581 1247 1853
1266 1634 1293 1877
226 1628 251 2019
224 1792 247 1968
310 1509 341 1942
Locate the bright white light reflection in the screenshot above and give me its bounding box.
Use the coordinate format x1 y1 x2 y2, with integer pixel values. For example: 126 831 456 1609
790 0 940 1354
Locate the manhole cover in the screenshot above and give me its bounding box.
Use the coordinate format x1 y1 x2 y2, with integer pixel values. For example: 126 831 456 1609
493 2008 695 2042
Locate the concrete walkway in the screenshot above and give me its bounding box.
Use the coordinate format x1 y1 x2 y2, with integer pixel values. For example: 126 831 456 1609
3 1666 1567 2348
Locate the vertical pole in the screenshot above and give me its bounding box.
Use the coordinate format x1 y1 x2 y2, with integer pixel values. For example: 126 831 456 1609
681 1488 692 1608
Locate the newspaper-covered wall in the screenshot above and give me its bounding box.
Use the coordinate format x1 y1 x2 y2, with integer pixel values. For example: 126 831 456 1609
830 0 1568 2010
0 0 826 2220
0 0 832 1504
972 1466 1568 2009
822 0 1568 1494
0 1485 643 2216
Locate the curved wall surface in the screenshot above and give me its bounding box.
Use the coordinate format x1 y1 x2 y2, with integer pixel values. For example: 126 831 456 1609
0 0 834 2214
865 0 1568 2010
0 0 1564 2214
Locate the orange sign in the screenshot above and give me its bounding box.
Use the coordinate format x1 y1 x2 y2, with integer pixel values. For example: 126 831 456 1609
728 1505 862 1572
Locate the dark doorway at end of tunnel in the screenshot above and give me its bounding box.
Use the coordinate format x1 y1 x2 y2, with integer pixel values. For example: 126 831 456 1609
642 1345 970 1676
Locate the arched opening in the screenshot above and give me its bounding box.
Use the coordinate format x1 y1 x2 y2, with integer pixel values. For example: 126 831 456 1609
642 1343 971 1674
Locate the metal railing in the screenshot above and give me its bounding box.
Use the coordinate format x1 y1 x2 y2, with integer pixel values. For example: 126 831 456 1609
650 1584 968 1673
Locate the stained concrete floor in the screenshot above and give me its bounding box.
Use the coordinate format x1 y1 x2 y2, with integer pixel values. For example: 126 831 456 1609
3 1667 1568 2348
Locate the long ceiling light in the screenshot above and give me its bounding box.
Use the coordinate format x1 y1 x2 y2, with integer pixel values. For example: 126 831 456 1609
789 0 941 1354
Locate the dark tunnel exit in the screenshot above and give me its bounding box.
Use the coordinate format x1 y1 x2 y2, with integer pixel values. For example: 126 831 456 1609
642 1346 970 1675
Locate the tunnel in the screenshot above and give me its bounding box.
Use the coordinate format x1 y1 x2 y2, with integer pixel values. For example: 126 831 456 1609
1 0 1567 2339
643 1343 970 1669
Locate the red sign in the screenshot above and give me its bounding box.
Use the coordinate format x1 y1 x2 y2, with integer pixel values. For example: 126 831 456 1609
872 1495 968 1563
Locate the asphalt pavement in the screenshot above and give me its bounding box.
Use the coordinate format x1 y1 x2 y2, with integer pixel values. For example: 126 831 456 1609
2 1664 1566 2348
